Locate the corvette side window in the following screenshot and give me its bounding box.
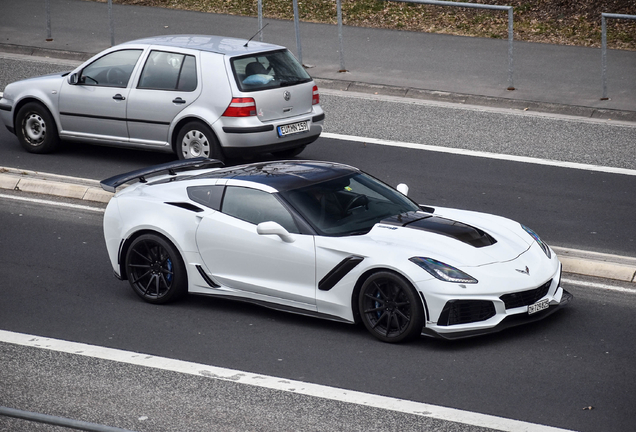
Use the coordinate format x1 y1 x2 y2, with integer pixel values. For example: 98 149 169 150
222 187 299 234
187 185 224 211
80 49 142 88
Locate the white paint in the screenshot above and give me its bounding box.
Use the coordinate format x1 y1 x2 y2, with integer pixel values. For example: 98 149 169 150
562 277 636 294
0 330 574 432
321 132 636 177
0 193 104 212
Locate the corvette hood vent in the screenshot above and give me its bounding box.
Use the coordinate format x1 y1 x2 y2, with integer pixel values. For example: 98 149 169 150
380 213 496 248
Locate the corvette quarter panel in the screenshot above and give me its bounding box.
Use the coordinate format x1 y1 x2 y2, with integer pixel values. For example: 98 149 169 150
111 192 205 274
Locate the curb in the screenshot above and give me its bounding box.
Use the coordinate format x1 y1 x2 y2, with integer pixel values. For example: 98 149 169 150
0 167 112 203
0 43 94 62
1 166 634 285
553 247 636 284
2 43 635 123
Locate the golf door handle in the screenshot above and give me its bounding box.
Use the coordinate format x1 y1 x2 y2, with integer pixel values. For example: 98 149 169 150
173 97 186 104
112 94 126 101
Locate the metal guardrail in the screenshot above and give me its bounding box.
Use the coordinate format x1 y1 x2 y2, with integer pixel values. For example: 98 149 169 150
388 1 515 90
263 0 514 85
41 1 634 97
601 13 636 100
0 406 137 432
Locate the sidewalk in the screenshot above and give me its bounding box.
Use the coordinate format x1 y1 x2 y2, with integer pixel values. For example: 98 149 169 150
1 0 635 120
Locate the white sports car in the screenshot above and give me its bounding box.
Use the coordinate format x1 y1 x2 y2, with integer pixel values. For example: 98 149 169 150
101 158 572 342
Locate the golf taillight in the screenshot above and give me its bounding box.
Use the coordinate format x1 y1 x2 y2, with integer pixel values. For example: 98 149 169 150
312 85 320 105
222 97 257 117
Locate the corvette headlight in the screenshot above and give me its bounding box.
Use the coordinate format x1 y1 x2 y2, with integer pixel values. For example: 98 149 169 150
521 224 551 259
410 257 478 284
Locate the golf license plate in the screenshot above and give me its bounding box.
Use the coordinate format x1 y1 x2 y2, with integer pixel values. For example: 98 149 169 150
528 298 550 315
278 121 308 137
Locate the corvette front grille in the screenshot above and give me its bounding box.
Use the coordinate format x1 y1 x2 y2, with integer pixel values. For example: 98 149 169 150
437 300 496 326
500 279 552 309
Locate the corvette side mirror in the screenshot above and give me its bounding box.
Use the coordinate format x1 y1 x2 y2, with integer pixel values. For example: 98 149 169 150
396 183 409 196
257 221 295 243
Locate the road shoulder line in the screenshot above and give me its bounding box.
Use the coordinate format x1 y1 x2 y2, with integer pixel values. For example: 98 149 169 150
0 330 575 432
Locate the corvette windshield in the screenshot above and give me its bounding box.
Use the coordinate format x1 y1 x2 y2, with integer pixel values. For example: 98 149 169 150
280 173 419 236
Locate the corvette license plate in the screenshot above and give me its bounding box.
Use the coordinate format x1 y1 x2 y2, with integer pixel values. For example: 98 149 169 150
528 299 550 315
277 121 308 137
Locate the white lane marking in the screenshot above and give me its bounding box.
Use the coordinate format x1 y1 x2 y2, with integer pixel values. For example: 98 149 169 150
321 132 636 177
0 193 105 212
562 277 636 293
0 330 573 432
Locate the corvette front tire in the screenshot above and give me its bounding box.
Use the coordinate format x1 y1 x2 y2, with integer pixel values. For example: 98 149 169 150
359 272 424 343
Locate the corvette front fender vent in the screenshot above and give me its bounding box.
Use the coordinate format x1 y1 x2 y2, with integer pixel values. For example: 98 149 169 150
319 256 364 291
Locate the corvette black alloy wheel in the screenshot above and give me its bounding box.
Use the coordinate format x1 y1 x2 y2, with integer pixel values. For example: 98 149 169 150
359 272 424 343
125 234 187 304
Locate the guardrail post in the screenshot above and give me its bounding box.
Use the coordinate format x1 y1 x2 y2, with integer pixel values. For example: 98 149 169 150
600 13 636 100
337 0 347 72
45 0 53 41
258 0 263 41
507 6 514 90
108 0 115 46
601 14 608 99
292 0 303 65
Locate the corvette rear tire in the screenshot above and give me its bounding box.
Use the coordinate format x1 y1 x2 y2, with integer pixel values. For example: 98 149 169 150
125 234 188 304
176 121 224 161
359 272 424 343
16 102 60 154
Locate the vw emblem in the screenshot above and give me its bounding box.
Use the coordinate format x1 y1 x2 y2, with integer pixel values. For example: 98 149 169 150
283 90 291 101
516 266 530 276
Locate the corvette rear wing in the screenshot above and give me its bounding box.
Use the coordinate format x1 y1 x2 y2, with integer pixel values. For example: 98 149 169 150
100 157 224 193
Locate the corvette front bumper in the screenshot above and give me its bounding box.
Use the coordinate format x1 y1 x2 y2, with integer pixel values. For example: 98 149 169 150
421 289 573 340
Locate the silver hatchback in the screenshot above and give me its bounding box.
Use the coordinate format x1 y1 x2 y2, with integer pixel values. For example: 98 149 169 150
0 35 324 160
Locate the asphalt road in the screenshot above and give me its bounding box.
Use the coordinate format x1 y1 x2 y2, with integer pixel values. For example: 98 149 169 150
1 54 636 432
1 119 635 257
1 193 635 432
2 55 636 257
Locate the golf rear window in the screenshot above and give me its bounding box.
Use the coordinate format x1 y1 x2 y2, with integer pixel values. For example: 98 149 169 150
231 49 311 92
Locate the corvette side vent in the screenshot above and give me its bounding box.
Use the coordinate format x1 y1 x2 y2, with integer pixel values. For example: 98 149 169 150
165 202 204 213
196 265 220 288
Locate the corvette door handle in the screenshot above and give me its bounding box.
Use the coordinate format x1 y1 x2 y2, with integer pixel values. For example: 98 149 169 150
112 94 126 101
172 97 186 104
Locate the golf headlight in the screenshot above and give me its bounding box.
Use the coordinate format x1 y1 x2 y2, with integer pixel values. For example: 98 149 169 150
521 225 551 259
410 257 477 284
